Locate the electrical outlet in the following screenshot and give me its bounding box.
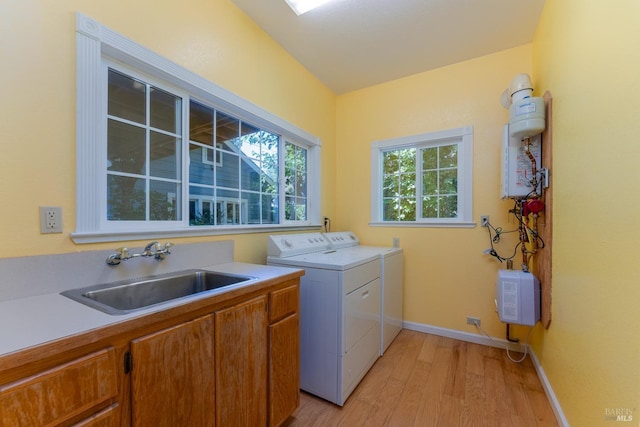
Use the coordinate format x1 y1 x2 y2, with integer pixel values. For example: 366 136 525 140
466 316 481 326
40 206 63 234
480 215 489 227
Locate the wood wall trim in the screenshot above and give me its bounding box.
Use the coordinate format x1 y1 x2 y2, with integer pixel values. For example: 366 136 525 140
537 91 553 329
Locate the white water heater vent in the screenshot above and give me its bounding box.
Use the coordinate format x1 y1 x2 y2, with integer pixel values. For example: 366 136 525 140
496 270 540 326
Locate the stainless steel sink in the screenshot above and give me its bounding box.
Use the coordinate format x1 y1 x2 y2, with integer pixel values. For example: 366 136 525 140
61 269 255 315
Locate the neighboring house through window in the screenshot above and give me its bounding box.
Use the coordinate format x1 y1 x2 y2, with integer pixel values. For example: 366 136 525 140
370 126 474 227
74 13 321 243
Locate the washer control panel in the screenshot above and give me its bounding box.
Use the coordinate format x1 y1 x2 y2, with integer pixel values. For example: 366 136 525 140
267 233 330 257
324 231 359 249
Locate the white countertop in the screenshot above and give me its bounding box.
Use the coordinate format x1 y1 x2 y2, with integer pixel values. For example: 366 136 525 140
0 262 299 357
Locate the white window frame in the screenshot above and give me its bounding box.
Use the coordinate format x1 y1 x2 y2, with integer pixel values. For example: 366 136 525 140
73 13 321 243
370 126 474 228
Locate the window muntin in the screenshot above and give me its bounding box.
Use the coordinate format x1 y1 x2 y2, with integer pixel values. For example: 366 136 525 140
382 148 416 221
107 69 182 222
106 72 310 228
421 144 458 219
371 127 473 227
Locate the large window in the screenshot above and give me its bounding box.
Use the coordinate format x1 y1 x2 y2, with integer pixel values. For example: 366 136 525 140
74 14 320 243
370 127 473 227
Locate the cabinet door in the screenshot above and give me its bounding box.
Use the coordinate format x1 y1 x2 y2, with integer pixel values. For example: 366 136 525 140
215 295 268 427
130 314 215 427
269 312 300 427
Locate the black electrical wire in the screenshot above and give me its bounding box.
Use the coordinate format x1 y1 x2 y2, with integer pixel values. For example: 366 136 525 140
483 220 521 263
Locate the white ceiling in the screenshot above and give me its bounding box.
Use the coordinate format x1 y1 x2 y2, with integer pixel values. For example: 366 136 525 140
229 0 546 94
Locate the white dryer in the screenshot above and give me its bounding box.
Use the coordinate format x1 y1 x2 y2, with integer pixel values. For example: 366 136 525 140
267 233 381 406
323 232 404 355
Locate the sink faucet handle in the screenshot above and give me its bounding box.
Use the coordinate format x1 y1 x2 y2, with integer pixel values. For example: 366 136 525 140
144 241 160 253
107 247 129 266
163 242 174 253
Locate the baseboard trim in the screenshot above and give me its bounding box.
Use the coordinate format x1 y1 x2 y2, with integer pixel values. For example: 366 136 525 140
402 320 526 352
527 346 570 426
402 321 568 427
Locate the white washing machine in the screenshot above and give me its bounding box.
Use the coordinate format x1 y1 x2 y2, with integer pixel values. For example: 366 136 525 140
267 233 381 406
323 232 404 355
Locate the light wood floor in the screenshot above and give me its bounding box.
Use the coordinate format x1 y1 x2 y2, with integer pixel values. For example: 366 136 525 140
283 329 558 427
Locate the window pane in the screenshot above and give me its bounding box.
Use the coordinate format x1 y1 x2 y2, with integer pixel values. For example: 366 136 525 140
108 69 145 124
217 189 239 224
422 196 437 218
216 151 239 188
440 169 458 194
382 197 415 221
189 186 214 225
439 145 458 168
241 161 261 191
217 112 239 151
263 148 278 183
383 174 398 197
383 198 399 221
422 147 437 170
284 142 307 221
262 194 277 224
190 101 214 146
108 119 146 175
107 175 145 220
150 131 180 179
383 151 398 174
150 87 181 133
285 196 307 220
286 143 307 172
399 172 415 195
294 170 306 196
241 122 260 138
189 144 214 185
285 143 307 197
398 149 416 173
400 198 416 221
384 148 415 174
243 191 260 224
423 170 438 195
150 180 180 220
382 148 417 222
440 195 458 218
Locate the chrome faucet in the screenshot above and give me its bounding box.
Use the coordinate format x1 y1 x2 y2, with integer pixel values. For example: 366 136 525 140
106 242 174 265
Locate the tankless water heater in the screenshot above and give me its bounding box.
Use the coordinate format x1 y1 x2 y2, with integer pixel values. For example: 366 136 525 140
496 269 540 326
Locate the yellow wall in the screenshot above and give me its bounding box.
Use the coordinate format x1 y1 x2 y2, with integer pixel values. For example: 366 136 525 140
4 0 638 423
532 0 640 424
336 45 532 338
0 0 336 262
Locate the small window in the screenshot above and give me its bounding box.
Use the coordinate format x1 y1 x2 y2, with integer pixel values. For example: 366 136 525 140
371 126 473 227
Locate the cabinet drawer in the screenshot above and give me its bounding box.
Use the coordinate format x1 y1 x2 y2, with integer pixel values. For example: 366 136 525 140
74 403 120 427
0 347 118 427
269 284 299 323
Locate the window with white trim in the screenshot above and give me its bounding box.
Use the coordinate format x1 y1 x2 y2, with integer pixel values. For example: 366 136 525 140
74 13 320 243
370 126 473 227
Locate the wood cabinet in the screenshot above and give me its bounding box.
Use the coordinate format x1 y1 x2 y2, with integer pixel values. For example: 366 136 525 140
0 347 119 426
215 296 268 427
130 314 215 426
0 275 301 427
268 284 300 427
